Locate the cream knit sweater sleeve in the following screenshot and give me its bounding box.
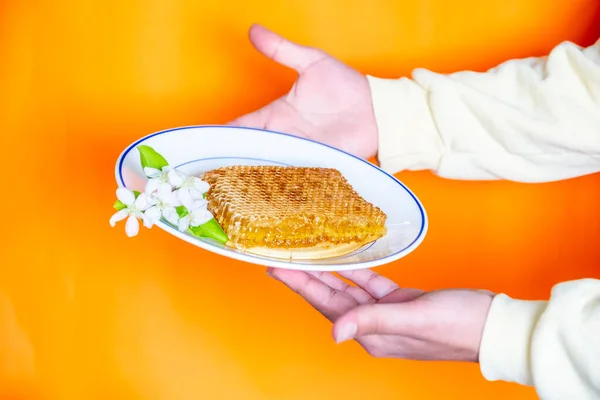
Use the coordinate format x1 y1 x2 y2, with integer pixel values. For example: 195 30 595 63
369 39 600 182
478 279 600 399
367 39 600 399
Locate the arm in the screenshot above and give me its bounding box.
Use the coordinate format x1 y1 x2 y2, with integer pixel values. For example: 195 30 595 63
478 279 600 399
369 39 600 182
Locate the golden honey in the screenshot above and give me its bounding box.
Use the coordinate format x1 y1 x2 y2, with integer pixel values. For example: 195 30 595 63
202 166 387 250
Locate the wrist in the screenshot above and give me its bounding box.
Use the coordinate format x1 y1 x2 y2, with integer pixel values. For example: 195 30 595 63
366 75 443 174
478 294 547 385
355 74 380 160
465 291 495 363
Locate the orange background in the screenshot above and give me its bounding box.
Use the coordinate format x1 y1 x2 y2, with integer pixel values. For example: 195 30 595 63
1 0 599 399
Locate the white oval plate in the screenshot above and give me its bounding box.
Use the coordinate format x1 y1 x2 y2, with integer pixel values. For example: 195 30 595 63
114 125 427 271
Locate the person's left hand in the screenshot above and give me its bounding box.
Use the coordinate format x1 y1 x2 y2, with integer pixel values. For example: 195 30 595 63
226 24 379 160
267 267 494 362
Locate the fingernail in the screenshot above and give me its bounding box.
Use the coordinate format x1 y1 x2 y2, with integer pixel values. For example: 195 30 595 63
335 323 357 344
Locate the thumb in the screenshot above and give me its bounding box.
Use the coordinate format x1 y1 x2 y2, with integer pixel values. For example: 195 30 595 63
332 303 418 343
248 24 326 73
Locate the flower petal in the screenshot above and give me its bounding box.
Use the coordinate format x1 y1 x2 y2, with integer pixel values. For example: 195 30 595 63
178 215 190 232
145 206 162 222
125 215 140 237
189 198 208 211
143 206 161 228
145 179 161 196
191 178 210 194
190 209 213 227
156 181 172 196
134 193 150 210
189 188 206 201
109 209 129 227
156 186 179 207
142 215 154 228
168 169 186 188
162 207 179 226
116 187 135 206
143 167 161 178
146 194 159 206
176 188 194 209
159 182 174 195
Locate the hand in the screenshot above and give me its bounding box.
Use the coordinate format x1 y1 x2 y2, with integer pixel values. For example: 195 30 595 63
267 267 494 362
228 24 379 160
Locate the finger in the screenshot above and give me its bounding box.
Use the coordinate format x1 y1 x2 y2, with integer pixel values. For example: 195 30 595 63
332 303 419 343
338 269 399 299
306 271 374 304
248 24 326 73
267 268 358 322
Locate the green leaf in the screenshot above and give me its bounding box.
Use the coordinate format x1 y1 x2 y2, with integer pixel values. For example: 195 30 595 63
137 145 169 170
176 206 189 218
133 190 141 198
189 219 229 244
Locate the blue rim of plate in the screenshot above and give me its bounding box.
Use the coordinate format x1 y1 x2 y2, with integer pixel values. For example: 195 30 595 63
114 125 427 266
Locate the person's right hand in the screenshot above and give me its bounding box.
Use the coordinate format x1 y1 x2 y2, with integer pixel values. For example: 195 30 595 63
228 24 379 160
267 267 495 362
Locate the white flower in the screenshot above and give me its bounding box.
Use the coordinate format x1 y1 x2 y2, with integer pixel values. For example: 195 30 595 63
177 200 213 232
145 179 172 198
166 168 187 187
144 184 181 227
112 163 215 238
109 187 151 237
142 205 162 228
144 166 173 197
144 166 172 180
170 173 210 209
189 207 213 227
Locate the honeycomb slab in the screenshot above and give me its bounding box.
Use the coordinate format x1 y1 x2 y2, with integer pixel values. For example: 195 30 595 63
201 165 387 259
